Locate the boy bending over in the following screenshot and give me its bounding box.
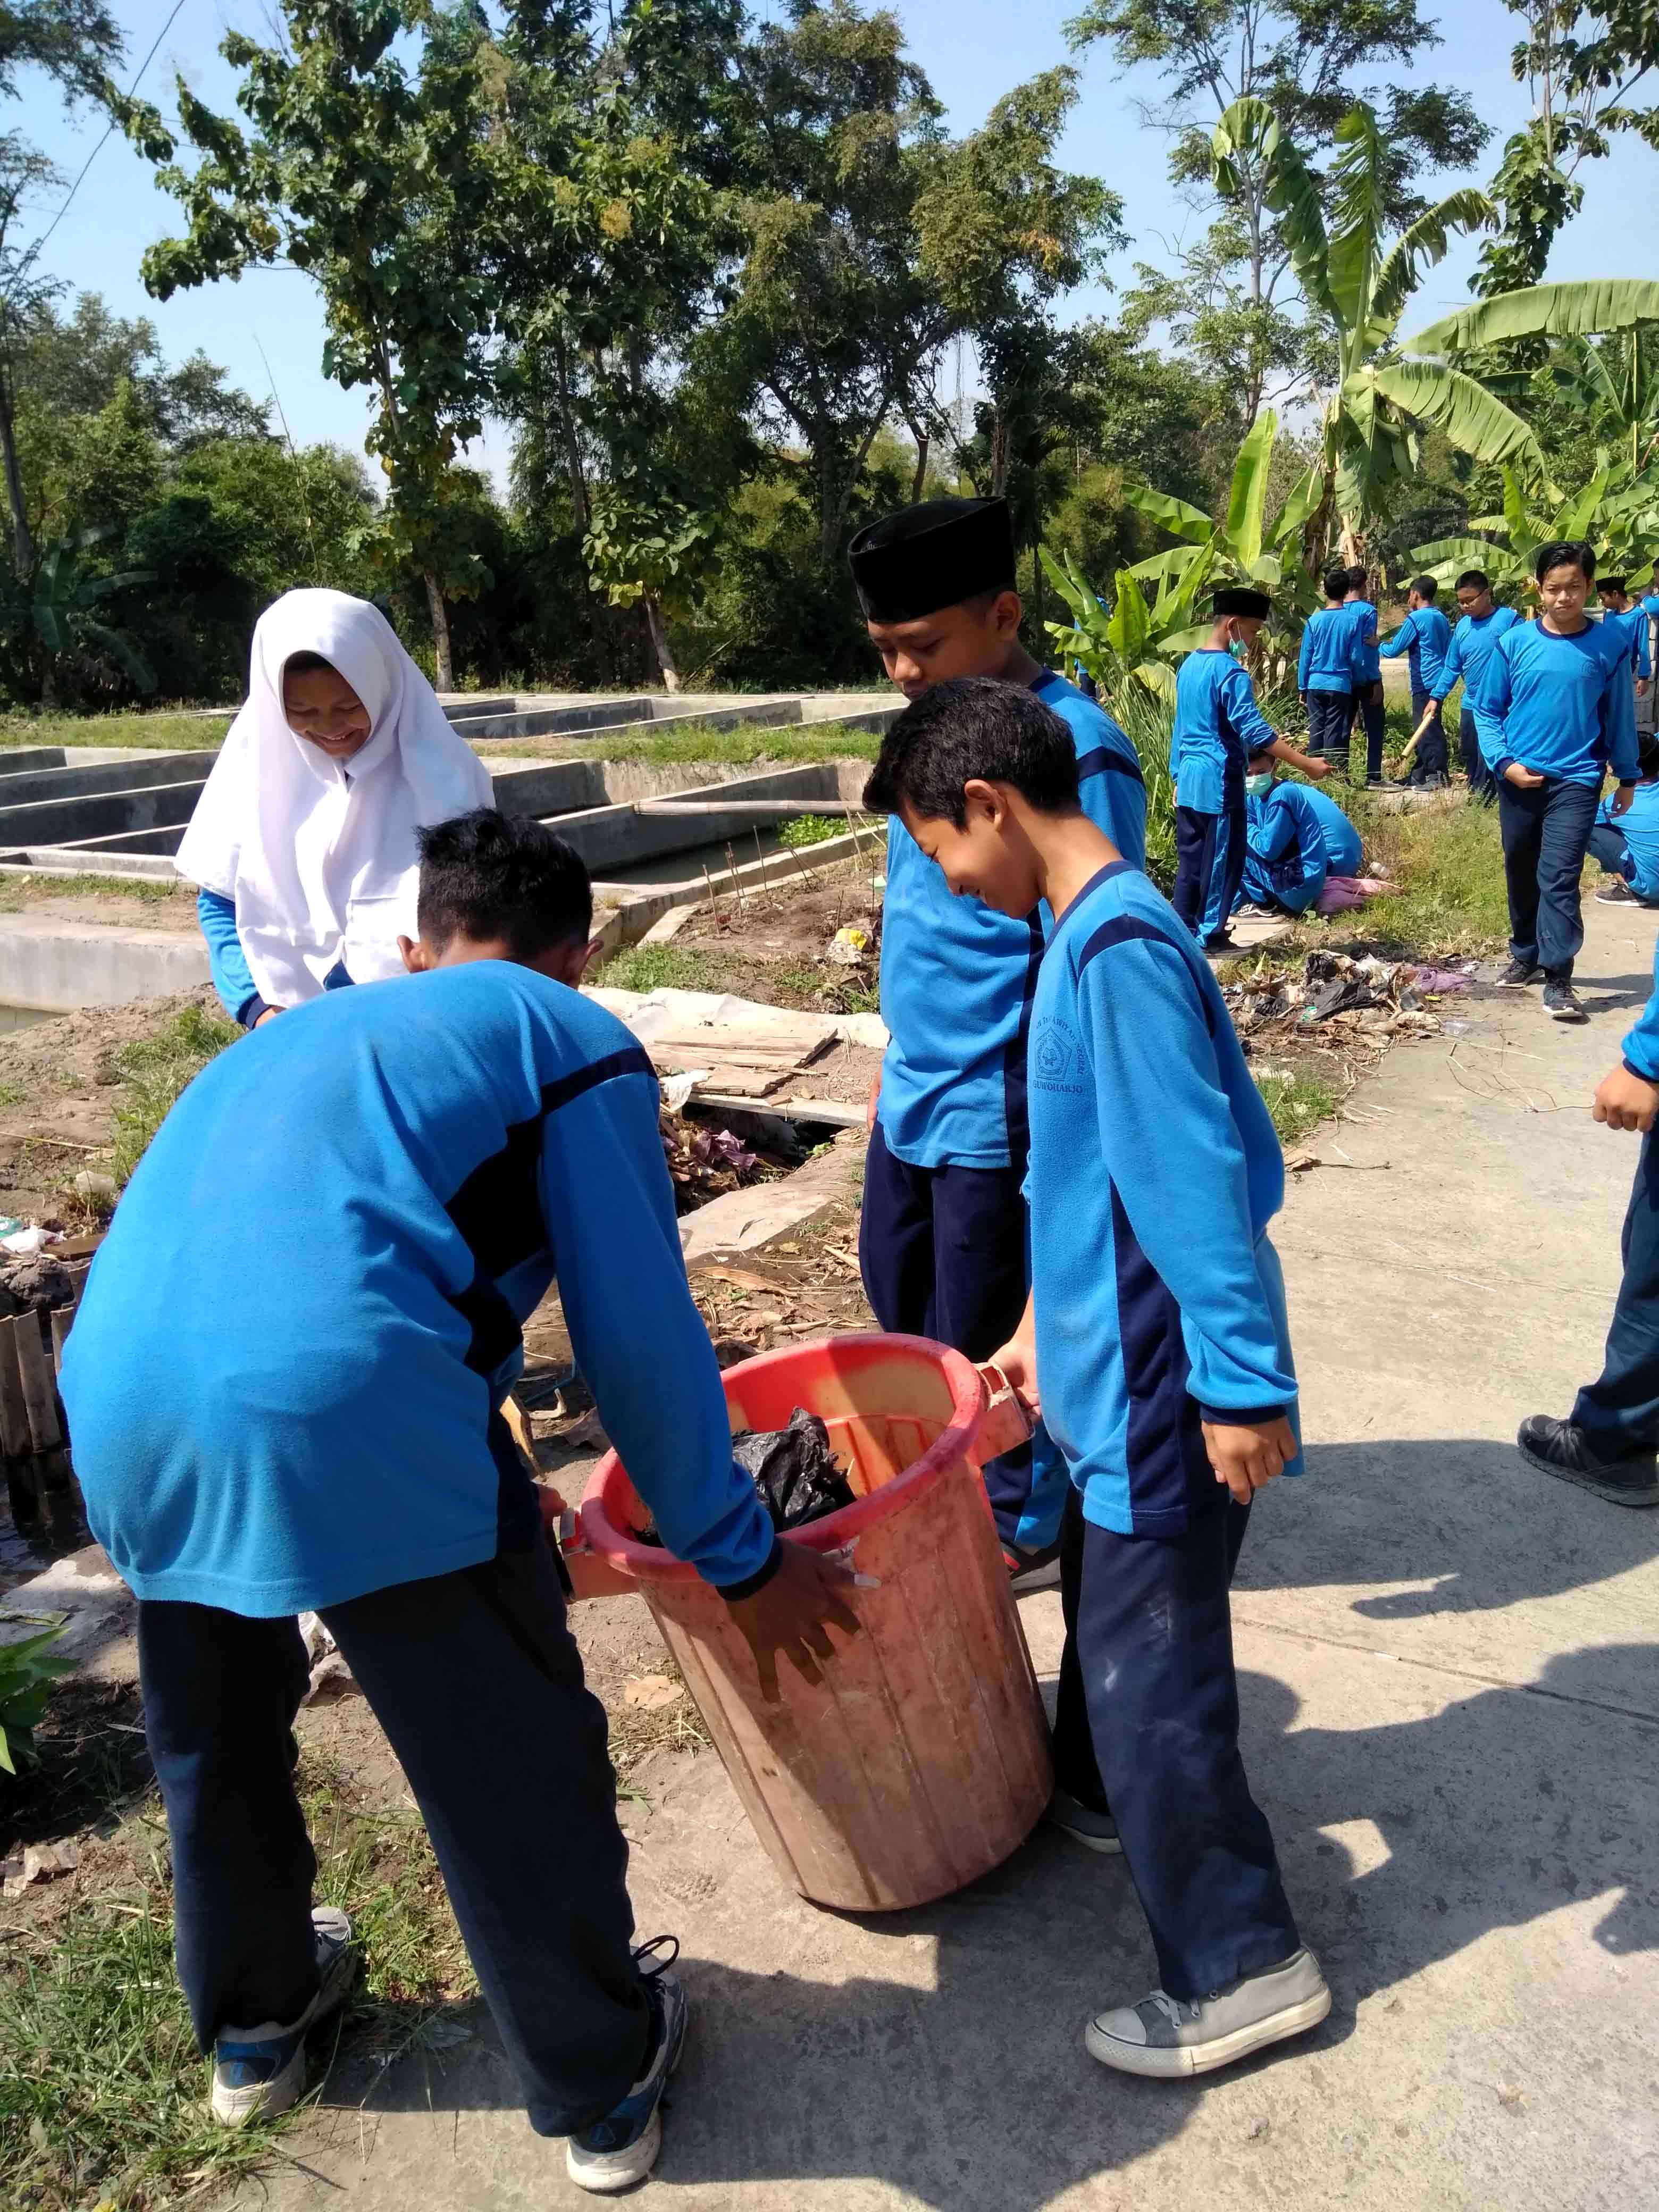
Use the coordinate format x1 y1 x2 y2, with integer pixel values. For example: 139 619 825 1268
62 808 857 2194
863 682 1329 2077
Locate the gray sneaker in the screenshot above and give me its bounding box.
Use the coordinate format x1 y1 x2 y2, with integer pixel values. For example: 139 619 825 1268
210 1906 356 2124
1044 1789 1122 1855
1085 1948 1330 2079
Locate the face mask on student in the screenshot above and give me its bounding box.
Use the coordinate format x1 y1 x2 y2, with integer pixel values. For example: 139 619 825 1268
1244 772 1275 798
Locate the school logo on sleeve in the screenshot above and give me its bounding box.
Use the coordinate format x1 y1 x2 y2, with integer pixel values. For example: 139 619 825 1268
1030 1018 1087 1094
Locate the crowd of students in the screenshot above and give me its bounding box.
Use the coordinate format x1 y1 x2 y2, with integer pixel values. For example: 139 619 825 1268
55 499 1659 2191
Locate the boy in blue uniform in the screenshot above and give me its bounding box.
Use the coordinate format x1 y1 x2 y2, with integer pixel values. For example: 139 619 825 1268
1597 575 1654 701
1238 750 1333 915
1380 576 1453 787
1300 777 1364 878
1518 935 1659 1507
848 497 1145 1567
1414 569 1520 803
1344 566 1387 785
61 810 858 2194
1171 586 1328 949
862 677 1328 2077
1297 569 1363 765
1590 735 1659 905
1473 540 1639 1023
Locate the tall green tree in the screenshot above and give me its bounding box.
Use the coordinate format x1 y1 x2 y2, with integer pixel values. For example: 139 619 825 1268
489 0 743 688
1065 0 1489 422
1477 0 1659 293
128 0 505 689
1210 96 1547 566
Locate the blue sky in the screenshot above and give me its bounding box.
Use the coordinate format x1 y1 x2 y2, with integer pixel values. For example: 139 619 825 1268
19 0 1659 488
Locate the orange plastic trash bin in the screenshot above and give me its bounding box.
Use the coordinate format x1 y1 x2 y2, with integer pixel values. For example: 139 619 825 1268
564 1332 1054 1913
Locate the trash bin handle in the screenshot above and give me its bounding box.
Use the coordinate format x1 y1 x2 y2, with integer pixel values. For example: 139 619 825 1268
540 1488 639 1602
968 1361 1035 1471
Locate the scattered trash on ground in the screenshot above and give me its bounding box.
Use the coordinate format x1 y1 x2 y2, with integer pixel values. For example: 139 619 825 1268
2 1839 79 1897
826 924 873 967
0 1254 73 1316
659 1105 767 1214
297 1611 360 1704
1226 951 1480 1044
623 1674 685 1712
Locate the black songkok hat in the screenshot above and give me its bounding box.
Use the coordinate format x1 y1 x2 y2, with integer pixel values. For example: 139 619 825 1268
848 498 1017 622
1602 575 1628 592
1212 586 1271 619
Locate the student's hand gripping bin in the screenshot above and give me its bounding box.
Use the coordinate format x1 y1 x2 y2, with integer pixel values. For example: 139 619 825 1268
559 1334 1054 1911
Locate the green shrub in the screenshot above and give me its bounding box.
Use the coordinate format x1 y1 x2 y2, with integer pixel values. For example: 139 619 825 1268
0 1622 71 1774
777 813 842 848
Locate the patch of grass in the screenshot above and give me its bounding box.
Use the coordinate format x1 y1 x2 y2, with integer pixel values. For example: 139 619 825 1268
0 1079 24 1109
1343 785 1509 957
0 873 191 910
476 719 883 768
0 1754 477 2212
776 812 843 848
593 941 728 995
0 711 230 753
111 1006 240 1186
1254 1068 1341 1146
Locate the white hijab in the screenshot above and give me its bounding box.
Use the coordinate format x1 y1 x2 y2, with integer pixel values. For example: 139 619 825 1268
177 590 495 1008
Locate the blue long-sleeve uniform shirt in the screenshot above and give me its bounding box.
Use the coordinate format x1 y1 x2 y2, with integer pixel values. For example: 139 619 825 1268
1473 618 1640 787
1343 600 1381 684
61 964 778 1615
1025 863 1300 1536
1604 605 1653 680
198 888 352 1028
1621 921 1659 1081
1380 606 1451 696
1300 783 1363 877
1432 605 1521 705
198 888 263 1028
1171 650 1276 815
1597 780 1659 900
1241 782 1329 914
1297 606 1363 694
877 669 1145 1171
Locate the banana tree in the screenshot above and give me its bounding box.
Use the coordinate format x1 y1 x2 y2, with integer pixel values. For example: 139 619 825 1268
0 530 155 709
1210 98 1574 570
1412 462 1659 600
1405 289 1659 481
1042 406 1323 701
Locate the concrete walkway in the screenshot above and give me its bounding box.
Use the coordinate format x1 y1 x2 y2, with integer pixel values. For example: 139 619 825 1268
246 899 1659 2212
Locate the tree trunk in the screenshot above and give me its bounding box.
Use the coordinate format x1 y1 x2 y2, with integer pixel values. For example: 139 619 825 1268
909 428 929 503
642 591 681 693
424 569 456 693
0 378 35 577
990 408 1011 499
38 655 58 711
551 333 589 533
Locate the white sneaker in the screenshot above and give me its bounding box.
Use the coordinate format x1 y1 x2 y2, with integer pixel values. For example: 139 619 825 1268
210 1905 356 2124
1085 1947 1330 2079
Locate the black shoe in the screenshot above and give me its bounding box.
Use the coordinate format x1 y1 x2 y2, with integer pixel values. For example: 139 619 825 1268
1498 959 1544 988
1542 979 1586 1021
1596 878 1638 904
1517 1415 1659 1507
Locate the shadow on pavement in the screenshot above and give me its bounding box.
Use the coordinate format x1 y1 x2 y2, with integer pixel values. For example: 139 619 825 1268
1240 1438 1659 1624
306 1629 1659 2209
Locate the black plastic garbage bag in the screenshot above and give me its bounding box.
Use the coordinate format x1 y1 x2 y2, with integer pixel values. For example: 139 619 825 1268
734 1406 856 1532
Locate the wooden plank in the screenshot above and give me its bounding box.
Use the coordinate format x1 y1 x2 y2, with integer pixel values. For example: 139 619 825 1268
0 1316 29 1460
689 1091 866 1130
14 1313 61 1452
49 1303 74 1375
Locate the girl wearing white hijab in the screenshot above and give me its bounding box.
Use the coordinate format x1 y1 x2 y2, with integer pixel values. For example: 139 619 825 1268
180 589 496 1028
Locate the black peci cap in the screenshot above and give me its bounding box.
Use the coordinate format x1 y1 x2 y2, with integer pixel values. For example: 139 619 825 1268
1212 586 1271 619
848 498 1017 623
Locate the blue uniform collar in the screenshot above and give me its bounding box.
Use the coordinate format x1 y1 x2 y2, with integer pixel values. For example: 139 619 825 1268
1052 860 1133 928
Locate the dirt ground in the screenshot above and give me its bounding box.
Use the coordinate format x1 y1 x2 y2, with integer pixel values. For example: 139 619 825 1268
0 987 219 1224
0 881 200 929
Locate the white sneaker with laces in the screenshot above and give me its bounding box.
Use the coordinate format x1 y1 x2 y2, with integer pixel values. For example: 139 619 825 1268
1085 1948 1330 2079
210 1905 356 2125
